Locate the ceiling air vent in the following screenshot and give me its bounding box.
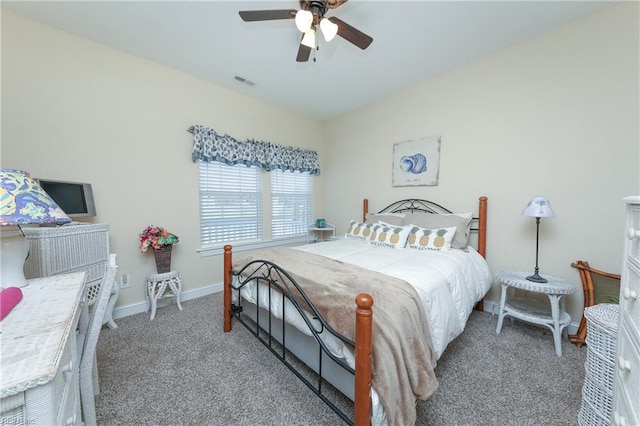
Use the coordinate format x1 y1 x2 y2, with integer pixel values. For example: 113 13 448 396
233 75 256 87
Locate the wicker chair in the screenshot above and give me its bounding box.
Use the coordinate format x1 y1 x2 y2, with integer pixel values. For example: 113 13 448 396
569 260 620 347
78 255 118 426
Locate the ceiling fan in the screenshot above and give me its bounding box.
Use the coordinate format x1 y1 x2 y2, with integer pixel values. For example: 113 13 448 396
239 0 373 62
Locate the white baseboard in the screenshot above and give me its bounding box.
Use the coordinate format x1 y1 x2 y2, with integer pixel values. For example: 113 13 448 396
482 300 579 336
112 282 223 321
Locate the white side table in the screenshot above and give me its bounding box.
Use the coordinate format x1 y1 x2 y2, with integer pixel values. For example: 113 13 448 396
307 223 335 243
145 270 183 320
496 270 577 356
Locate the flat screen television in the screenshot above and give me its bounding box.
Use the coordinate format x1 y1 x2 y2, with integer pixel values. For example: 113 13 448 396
37 179 97 218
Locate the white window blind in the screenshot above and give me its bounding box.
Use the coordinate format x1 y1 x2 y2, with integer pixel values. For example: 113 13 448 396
271 169 312 239
198 161 262 247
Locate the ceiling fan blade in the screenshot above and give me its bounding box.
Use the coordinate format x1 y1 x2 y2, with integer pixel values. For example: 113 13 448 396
328 16 373 50
325 0 348 9
296 41 312 62
239 9 297 22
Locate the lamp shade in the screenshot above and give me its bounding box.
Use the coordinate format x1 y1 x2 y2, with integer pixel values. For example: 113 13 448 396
301 28 316 49
295 9 313 33
1 169 71 288
0 168 71 226
522 196 555 218
319 17 338 42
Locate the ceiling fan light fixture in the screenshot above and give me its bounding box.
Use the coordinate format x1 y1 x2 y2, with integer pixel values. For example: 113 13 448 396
319 17 338 42
295 10 313 33
301 28 316 49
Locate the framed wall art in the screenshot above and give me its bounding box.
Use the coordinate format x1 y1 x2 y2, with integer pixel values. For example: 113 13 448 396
392 136 441 186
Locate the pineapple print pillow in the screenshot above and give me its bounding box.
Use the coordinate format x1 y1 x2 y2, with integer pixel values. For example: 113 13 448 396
368 224 412 249
406 226 457 251
345 220 370 241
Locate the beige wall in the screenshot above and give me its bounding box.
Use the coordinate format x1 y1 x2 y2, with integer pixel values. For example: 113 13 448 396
1 10 325 309
323 3 639 321
2 4 639 325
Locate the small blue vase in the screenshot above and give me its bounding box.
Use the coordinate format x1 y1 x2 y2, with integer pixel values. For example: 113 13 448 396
315 218 326 228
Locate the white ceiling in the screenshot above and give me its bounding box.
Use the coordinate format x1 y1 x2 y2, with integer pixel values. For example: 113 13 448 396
3 1 617 120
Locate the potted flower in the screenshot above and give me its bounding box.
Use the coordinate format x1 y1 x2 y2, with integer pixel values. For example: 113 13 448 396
139 225 179 273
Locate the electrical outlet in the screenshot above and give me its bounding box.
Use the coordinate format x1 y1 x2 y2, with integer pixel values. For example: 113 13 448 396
120 273 130 289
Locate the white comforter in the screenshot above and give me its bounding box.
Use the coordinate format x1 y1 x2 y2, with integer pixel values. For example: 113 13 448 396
296 238 493 359
233 238 492 425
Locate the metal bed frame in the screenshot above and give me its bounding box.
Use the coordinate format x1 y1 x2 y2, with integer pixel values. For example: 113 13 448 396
223 197 488 425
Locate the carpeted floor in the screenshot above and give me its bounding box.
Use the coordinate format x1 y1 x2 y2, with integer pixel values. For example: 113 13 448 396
95 292 586 425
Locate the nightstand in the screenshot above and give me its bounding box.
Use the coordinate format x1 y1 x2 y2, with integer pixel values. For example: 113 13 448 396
496 270 577 356
307 223 335 243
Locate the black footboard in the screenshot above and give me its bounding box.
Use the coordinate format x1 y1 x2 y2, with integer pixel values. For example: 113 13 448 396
231 260 357 424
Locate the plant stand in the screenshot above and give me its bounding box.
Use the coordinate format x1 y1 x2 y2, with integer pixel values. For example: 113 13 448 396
145 270 183 320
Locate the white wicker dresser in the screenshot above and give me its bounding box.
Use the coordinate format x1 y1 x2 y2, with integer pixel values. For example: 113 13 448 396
612 196 640 426
0 272 86 425
21 223 118 328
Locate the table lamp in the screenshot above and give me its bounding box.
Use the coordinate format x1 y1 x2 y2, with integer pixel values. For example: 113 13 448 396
1 168 71 287
522 196 555 283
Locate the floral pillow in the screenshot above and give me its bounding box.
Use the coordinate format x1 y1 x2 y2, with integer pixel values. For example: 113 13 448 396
345 220 370 241
406 226 457 251
368 224 412 249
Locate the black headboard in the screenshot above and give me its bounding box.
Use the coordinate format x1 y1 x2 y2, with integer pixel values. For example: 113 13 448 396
373 198 482 234
377 199 453 215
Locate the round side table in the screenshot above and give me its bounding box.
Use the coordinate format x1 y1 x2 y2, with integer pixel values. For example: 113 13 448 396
145 270 183 320
496 270 576 356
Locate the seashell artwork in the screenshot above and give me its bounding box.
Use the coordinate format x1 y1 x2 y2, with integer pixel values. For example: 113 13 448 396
392 136 441 186
399 153 427 174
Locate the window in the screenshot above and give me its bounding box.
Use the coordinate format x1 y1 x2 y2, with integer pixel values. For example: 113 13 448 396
271 170 312 239
198 161 262 247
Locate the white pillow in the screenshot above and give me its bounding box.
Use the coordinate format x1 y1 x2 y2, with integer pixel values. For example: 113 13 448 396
345 220 369 241
364 212 405 226
406 225 457 252
403 213 472 250
449 212 473 220
368 224 412 249
378 219 400 227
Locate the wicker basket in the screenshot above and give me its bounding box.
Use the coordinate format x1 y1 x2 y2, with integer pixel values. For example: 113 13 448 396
578 395 611 426
578 303 619 426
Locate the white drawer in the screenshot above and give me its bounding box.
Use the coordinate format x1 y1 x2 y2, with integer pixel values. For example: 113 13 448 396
0 393 26 423
23 334 75 424
57 370 79 426
621 258 640 325
52 333 75 410
615 319 640 413
58 332 79 426
627 204 640 261
613 382 639 426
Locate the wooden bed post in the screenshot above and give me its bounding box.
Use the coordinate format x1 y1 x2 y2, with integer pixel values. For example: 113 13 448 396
354 293 373 426
223 245 233 332
363 199 369 223
478 196 487 259
475 196 488 312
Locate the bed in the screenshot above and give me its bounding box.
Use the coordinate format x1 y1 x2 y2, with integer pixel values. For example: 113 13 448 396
223 197 491 425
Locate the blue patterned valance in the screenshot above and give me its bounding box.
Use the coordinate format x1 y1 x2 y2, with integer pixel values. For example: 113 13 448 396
188 125 320 175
